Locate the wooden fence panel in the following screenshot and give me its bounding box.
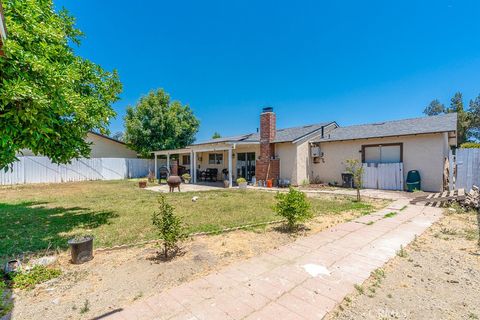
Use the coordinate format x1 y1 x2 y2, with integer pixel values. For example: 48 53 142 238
455 148 480 191
362 162 403 191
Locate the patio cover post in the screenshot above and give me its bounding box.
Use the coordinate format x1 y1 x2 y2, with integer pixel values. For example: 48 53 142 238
167 153 170 173
190 151 194 180
192 151 197 183
154 153 157 179
228 148 233 187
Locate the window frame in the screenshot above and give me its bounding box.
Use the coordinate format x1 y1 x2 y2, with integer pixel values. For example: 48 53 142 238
182 155 191 165
361 143 403 163
208 153 223 165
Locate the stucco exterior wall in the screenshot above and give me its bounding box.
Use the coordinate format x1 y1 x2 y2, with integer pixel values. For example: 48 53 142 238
275 142 297 184
311 133 450 192
85 133 138 158
18 133 138 158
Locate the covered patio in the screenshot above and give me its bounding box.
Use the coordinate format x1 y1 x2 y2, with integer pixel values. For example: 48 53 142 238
152 145 235 187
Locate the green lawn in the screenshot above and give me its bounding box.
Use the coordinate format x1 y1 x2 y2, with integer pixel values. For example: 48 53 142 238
0 180 379 257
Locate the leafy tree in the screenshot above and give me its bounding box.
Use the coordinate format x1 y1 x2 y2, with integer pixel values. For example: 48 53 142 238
423 92 477 144
423 99 445 116
0 0 122 170
345 159 364 202
469 94 480 141
111 131 124 142
212 132 221 139
151 194 185 259
124 89 200 156
273 187 312 230
447 92 471 144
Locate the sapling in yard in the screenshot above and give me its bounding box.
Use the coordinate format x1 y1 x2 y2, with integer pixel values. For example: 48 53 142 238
152 194 186 259
273 187 312 230
345 159 364 202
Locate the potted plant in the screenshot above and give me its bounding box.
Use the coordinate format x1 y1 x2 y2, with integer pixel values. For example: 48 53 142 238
182 173 191 184
139 180 147 188
68 235 94 264
237 177 247 189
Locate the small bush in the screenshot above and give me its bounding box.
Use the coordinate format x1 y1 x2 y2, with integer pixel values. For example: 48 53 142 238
273 187 312 230
152 194 186 259
236 177 247 184
460 142 480 149
9 265 61 290
181 173 191 180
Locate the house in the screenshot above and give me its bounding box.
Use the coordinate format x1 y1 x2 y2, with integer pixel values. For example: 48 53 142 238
152 108 457 192
20 132 138 158
0 0 6 56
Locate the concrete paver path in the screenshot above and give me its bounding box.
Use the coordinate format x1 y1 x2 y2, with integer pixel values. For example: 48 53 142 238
104 201 442 320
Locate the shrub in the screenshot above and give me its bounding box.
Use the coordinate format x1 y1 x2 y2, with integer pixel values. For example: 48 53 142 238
9 265 61 290
345 159 364 202
273 187 312 230
181 173 191 180
236 177 247 184
460 142 480 149
152 194 186 259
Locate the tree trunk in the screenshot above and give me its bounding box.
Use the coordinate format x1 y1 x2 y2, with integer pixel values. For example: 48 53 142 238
356 188 361 202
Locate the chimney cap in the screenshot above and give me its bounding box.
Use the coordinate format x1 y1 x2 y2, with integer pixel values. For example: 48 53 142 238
262 107 274 113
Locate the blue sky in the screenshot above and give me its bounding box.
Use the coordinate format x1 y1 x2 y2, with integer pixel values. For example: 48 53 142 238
56 0 480 141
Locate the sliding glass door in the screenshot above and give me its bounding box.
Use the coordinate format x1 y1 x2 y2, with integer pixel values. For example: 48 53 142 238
236 152 256 181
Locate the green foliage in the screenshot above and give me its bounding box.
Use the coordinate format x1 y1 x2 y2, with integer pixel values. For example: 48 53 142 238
9 265 61 290
152 194 186 259
423 99 445 116
424 92 480 144
384 212 397 218
273 188 312 230
212 132 221 139
236 177 247 184
461 142 480 148
0 0 122 170
345 159 364 202
0 279 13 317
124 89 200 156
181 173 191 180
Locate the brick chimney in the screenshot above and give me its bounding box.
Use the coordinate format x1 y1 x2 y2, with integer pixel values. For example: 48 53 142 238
256 107 280 183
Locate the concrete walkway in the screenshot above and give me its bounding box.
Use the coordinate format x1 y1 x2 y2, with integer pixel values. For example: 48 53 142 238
104 201 442 320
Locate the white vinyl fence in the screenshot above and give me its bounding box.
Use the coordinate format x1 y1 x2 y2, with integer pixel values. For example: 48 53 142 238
0 157 154 185
449 148 480 191
362 162 404 191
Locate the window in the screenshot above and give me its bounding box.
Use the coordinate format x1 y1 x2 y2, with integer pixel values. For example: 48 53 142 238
182 155 191 165
208 153 223 165
362 143 402 163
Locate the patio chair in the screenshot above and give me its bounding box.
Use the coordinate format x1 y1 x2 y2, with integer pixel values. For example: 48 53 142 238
205 168 218 182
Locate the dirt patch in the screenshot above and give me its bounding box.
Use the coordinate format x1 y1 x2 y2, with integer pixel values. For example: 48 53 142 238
10 199 387 320
326 207 480 320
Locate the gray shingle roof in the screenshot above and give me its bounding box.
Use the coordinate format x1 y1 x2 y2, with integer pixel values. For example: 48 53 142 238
192 122 334 145
313 113 457 143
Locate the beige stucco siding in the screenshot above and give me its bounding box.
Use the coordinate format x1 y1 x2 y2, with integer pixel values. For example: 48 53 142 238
18 133 137 158
275 141 311 186
85 133 138 158
311 133 449 192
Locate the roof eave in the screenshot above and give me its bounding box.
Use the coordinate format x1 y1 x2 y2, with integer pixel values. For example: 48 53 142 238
314 130 457 143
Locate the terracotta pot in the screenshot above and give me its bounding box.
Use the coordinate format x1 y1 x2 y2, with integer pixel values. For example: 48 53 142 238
139 181 147 188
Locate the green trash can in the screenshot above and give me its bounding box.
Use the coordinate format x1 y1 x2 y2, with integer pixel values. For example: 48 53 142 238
406 170 421 192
